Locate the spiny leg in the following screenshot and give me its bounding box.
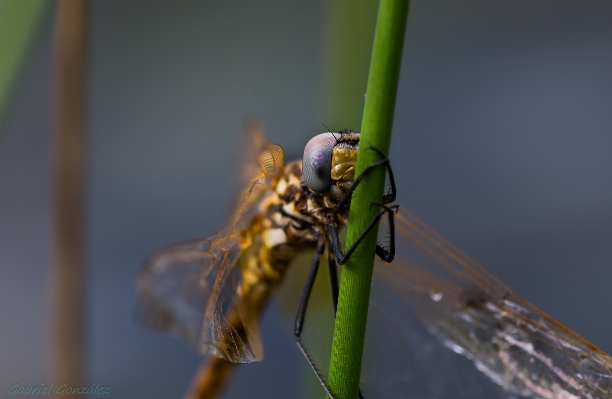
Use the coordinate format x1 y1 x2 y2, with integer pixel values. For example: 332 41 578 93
328 204 398 265
327 245 339 314
294 237 365 399
294 235 336 399
330 146 397 265
373 202 398 262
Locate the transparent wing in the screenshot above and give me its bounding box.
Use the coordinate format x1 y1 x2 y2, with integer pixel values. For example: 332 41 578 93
365 206 612 398
229 118 285 230
136 126 285 364
136 233 264 363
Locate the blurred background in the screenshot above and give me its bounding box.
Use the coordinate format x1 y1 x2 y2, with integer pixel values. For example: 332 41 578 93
1 1 611 398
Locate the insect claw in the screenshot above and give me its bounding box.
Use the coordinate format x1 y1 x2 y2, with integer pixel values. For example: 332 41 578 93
365 145 387 160
370 201 396 212
369 201 384 209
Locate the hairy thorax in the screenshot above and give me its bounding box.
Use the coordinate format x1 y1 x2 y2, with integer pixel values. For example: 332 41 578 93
261 160 351 244
239 161 351 284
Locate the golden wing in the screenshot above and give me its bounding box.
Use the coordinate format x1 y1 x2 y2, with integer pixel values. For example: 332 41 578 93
365 206 612 398
136 233 260 362
228 118 285 232
136 125 285 364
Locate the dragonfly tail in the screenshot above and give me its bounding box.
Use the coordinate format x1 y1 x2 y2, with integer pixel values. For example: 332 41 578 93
183 356 237 399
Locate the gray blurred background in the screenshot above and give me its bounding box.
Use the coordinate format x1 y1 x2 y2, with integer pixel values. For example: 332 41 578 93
1 1 611 398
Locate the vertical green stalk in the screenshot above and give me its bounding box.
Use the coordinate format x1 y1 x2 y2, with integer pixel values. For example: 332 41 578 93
299 3 377 399
0 0 50 133
327 0 409 398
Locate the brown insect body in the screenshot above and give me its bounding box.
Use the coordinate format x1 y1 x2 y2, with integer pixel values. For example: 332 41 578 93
137 128 612 399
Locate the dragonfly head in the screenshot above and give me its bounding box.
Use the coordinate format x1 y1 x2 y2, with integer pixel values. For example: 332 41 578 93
303 132 359 195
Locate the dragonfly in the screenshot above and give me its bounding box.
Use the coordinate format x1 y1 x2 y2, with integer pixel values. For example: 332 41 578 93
136 121 612 399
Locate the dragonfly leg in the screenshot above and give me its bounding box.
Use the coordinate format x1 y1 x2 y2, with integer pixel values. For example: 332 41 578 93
373 202 398 263
328 204 399 265
294 235 337 399
327 246 339 314
334 146 397 211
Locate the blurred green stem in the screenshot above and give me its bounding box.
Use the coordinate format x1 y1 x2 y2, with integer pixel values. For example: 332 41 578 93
0 0 49 133
327 0 409 398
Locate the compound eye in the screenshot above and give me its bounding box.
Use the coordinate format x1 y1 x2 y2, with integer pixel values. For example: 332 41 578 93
302 133 336 193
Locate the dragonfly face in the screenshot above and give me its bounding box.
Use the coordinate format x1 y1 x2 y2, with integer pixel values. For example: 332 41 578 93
136 125 612 399
303 132 359 202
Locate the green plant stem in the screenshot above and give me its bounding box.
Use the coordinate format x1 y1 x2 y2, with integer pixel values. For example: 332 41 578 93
0 0 49 133
301 4 376 399
327 0 410 398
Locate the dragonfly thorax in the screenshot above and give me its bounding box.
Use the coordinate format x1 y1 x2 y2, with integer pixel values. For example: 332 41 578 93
259 160 351 249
